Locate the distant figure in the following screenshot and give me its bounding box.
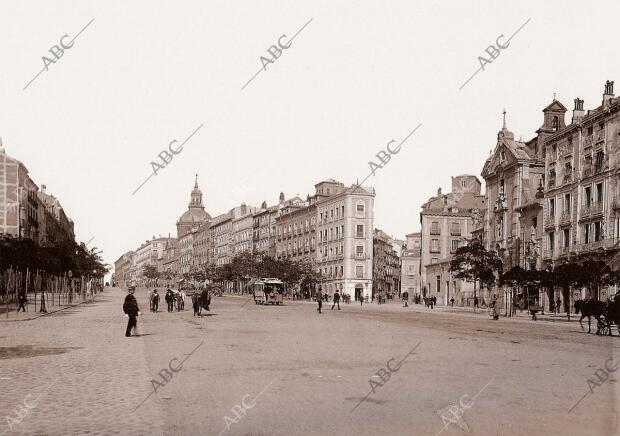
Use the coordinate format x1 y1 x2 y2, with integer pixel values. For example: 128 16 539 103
316 292 323 314
474 296 479 309
40 292 47 313
148 289 154 311
359 294 364 306
165 289 174 312
123 288 140 337
332 290 341 311
555 297 561 314
152 290 160 312
450 297 455 307
17 291 27 312
490 295 499 320
192 293 200 316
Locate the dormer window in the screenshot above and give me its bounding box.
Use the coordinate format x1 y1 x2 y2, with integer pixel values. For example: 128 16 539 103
500 150 506 162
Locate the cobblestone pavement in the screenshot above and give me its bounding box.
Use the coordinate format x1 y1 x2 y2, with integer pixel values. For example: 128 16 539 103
1 287 618 435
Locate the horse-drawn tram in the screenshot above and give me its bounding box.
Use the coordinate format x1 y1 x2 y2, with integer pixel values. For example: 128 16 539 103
253 278 284 305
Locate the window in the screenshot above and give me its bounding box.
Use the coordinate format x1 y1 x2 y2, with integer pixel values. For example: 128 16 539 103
549 198 555 216
595 150 605 173
356 203 365 214
451 240 459 252
356 224 364 238
594 221 602 242
355 265 364 278
584 186 592 206
549 232 555 252
450 222 461 236
563 193 571 213
431 239 440 253
583 224 590 244
431 221 440 235
563 229 570 248
356 245 364 258
596 183 603 203
436 276 441 293
461 180 466 188
431 258 438 264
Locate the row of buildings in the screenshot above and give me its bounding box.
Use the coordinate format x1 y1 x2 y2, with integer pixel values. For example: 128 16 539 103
0 144 75 246
114 177 404 301
402 80 620 310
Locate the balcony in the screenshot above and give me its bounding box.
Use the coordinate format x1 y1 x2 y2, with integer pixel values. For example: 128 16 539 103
583 165 592 178
547 178 556 189
584 134 594 146
563 173 572 184
544 214 556 229
429 247 441 254
450 228 462 236
580 201 603 219
577 240 605 252
430 228 441 236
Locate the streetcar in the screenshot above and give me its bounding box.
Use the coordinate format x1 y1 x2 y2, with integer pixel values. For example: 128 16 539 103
253 278 284 305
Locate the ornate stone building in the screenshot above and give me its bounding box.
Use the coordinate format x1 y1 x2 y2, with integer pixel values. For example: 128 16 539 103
542 80 620 303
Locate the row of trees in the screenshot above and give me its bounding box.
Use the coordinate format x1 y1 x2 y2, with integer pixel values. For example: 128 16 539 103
0 234 108 278
143 251 323 290
450 238 619 305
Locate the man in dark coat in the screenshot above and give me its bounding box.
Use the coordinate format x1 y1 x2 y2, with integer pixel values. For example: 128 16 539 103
165 289 174 312
17 291 27 312
152 290 160 312
316 291 323 314
123 288 140 337
332 290 341 310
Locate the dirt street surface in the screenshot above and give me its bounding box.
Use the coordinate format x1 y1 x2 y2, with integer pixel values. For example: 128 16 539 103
1 287 618 436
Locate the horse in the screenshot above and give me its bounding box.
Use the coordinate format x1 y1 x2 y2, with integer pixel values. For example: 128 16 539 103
193 290 211 316
574 299 606 334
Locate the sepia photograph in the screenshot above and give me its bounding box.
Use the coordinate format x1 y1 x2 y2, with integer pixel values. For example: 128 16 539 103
0 1 618 435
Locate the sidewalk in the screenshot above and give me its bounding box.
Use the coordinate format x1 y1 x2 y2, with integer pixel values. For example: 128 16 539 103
0 291 105 322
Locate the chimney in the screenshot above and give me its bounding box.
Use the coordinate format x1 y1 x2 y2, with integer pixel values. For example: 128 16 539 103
41 184 46 194
572 98 585 124
603 80 614 106
437 187 442 197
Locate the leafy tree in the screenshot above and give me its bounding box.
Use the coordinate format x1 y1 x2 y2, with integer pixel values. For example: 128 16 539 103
142 265 160 280
450 238 502 302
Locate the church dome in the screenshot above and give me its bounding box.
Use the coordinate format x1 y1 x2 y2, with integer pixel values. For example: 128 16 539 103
176 175 211 237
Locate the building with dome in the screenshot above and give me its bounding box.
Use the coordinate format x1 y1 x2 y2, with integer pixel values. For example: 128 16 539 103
176 175 211 238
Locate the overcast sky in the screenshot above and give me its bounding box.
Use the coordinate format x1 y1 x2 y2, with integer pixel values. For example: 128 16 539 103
1 0 619 274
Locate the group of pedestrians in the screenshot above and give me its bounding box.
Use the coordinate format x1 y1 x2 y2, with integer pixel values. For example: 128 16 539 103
316 290 343 313
123 287 188 337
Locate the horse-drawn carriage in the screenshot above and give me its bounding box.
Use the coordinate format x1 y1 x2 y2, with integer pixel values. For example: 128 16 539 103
575 297 620 335
253 278 284 305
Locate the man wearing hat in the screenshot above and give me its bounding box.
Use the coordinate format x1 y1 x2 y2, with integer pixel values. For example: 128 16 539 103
123 287 140 337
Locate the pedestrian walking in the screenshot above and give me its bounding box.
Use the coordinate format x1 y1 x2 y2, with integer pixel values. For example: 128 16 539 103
40 291 47 313
152 290 160 312
165 289 174 312
316 291 323 314
332 290 341 310
474 296 479 309
490 295 499 320
555 297 561 315
450 297 455 307
17 291 27 312
123 288 140 337
359 294 364 306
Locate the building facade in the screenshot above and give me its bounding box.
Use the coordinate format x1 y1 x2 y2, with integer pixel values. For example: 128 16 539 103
401 232 422 300
420 175 485 296
315 180 375 301
372 228 401 300
541 80 620 304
